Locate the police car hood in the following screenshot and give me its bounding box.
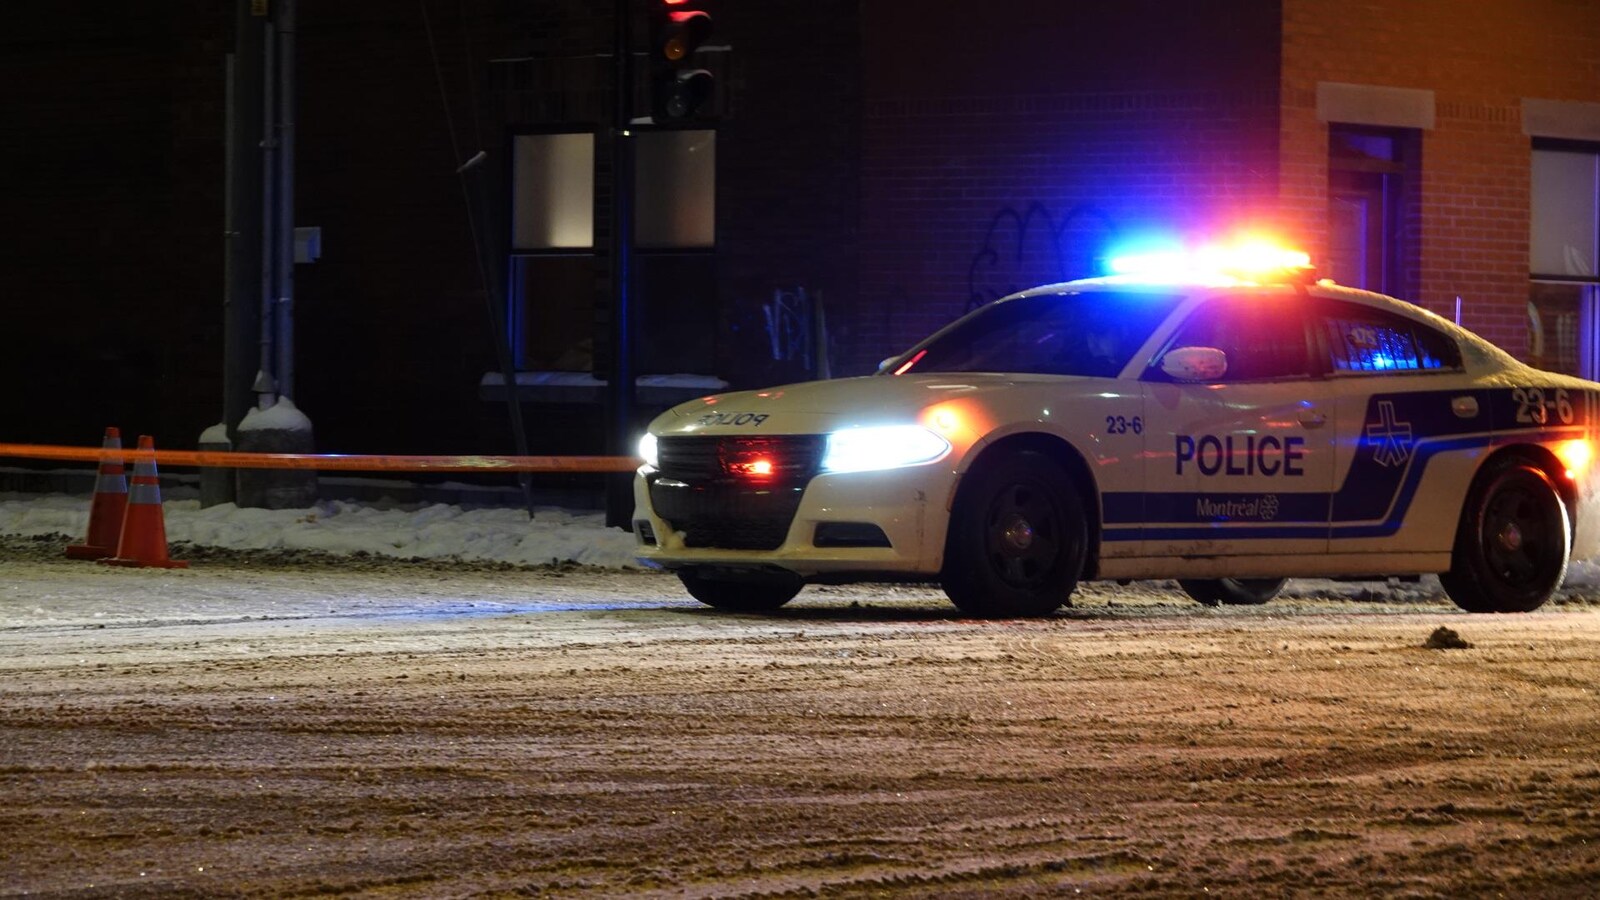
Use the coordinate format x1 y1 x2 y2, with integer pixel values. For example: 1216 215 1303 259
655 372 1104 435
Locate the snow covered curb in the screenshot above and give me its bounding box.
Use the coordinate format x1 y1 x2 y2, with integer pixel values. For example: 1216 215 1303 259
0 494 646 569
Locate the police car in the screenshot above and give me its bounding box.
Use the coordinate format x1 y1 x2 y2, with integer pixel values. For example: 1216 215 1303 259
633 241 1600 617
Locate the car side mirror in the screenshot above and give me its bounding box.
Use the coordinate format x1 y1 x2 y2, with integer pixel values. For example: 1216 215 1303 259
1160 346 1228 382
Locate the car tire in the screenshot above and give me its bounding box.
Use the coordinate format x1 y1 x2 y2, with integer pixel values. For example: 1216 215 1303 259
677 569 803 612
940 450 1087 618
1439 461 1569 614
1177 577 1287 607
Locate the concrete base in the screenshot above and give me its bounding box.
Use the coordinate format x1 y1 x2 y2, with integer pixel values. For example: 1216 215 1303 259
235 427 318 510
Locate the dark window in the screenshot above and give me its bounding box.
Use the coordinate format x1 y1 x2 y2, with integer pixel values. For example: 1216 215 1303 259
1327 125 1421 298
1529 141 1600 378
1320 304 1461 373
897 291 1185 378
512 254 598 371
509 131 598 371
504 128 720 376
1157 296 1311 382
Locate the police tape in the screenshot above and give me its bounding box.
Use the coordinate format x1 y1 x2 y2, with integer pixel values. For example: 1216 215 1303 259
0 443 642 474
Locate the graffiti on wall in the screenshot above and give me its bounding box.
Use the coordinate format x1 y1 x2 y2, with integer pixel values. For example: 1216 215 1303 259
763 286 831 379
966 202 1118 312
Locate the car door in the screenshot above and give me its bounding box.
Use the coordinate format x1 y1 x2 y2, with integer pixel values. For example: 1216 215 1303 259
1314 299 1484 554
1138 291 1335 558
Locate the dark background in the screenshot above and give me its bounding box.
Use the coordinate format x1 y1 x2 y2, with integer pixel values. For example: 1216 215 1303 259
2 1 1595 462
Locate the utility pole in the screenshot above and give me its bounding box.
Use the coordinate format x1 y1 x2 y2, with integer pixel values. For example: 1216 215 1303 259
605 0 637 529
273 0 298 400
211 1 266 507
230 0 316 510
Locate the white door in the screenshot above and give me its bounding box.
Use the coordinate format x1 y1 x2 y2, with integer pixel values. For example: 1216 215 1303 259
1140 292 1335 557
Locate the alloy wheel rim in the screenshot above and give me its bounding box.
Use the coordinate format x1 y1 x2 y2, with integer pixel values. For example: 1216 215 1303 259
984 481 1062 587
1483 486 1553 588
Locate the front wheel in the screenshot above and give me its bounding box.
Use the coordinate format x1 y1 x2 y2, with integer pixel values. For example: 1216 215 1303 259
1439 462 1569 613
940 450 1087 618
677 569 803 612
1177 577 1287 607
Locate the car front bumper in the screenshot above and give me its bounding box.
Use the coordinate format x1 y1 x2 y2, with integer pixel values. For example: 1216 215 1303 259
631 465 957 579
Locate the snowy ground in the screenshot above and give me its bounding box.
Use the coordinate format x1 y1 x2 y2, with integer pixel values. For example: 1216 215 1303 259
6 488 1600 590
6 531 1600 895
9 487 1600 894
0 490 645 569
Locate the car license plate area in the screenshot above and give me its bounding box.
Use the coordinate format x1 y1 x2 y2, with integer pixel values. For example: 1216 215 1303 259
647 477 806 550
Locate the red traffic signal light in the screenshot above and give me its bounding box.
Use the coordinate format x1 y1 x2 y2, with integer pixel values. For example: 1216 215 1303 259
661 9 710 61
650 1 714 122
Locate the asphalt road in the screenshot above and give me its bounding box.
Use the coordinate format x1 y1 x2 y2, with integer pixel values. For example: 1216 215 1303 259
4 537 1600 897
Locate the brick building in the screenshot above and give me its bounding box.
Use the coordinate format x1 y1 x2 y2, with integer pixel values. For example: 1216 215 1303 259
2 1 1597 466
859 0 1600 376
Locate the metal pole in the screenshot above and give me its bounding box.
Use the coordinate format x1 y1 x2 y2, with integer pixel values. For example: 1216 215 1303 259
257 14 279 405
224 1 264 435
274 0 297 400
605 0 636 528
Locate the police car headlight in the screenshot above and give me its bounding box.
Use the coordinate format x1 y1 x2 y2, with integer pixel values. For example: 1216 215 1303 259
637 433 659 469
822 426 950 474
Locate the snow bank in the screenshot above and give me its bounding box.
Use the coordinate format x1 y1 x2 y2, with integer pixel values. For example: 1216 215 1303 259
0 494 645 569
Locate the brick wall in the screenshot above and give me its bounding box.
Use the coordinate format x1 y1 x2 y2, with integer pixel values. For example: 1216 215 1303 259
0 4 224 448
291 2 584 455
713 0 861 389
854 0 1284 374
1282 0 1600 356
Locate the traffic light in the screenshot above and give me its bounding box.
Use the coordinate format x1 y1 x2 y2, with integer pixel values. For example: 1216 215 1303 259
649 0 714 122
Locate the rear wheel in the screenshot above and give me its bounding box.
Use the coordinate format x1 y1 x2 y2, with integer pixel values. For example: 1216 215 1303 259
1177 577 1287 607
1439 462 1569 613
940 450 1087 618
677 569 803 612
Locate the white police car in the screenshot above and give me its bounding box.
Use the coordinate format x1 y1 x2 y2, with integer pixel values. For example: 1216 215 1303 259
633 242 1600 617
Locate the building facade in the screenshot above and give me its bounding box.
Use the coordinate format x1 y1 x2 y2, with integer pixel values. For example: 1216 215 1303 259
3 1 1597 465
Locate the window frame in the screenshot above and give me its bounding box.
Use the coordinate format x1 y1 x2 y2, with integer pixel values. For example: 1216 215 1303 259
1530 138 1600 285
507 127 600 253
504 127 602 371
633 126 718 251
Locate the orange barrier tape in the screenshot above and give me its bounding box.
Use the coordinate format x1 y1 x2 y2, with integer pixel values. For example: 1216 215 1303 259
0 443 642 474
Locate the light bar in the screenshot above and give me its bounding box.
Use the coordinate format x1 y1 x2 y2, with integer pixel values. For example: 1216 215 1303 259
1108 239 1312 282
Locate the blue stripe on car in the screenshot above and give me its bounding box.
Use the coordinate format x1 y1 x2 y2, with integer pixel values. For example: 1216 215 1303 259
1097 386 1592 543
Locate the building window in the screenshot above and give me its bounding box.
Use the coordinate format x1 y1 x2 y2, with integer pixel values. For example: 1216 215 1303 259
512 133 594 249
503 129 719 376
1327 126 1420 298
634 129 718 375
636 130 715 249
1529 142 1600 377
510 132 597 371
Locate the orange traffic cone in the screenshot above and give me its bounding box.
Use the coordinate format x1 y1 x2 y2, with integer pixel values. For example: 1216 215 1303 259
101 435 189 569
66 427 130 560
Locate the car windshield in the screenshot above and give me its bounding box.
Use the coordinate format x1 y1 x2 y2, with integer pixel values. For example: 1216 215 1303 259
895 290 1185 377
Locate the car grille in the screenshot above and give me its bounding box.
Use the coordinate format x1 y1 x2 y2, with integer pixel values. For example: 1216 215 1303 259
650 435 826 551
656 435 827 482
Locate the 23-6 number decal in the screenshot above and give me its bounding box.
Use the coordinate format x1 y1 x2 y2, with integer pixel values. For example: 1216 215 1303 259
1105 415 1143 435
1512 386 1573 425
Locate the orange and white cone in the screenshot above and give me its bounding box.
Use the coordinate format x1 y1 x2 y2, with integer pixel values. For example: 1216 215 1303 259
66 427 130 560
101 435 189 569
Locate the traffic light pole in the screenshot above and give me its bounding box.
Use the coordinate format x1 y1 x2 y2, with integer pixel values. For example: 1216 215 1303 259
605 0 637 529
